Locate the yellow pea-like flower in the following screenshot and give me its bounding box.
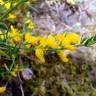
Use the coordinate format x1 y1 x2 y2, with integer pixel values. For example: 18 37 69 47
28 22 35 30
66 33 80 44
10 71 17 77
30 36 40 45
64 44 76 51
8 25 22 44
62 38 76 51
47 35 58 48
61 33 80 51
57 50 69 62
13 36 21 44
25 19 35 30
0 86 6 93
8 14 16 20
0 0 4 5
5 2 11 10
56 32 67 42
8 25 18 38
56 33 67 45
25 33 40 46
10 25 17 33
25 43 31 48
25 32 32 42
40 36 48 47
35 48 45 62
56 33 64 42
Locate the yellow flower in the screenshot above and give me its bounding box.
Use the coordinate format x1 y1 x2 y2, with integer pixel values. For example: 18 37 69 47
5 2 11 10
56 33 64 42
64 44 76 51
56 32 67 41
25 33 31 42
11 65 23 77
0 86 6 93
30 36 40 45
61 33 80 51
25 19 35 30
10 25 17 33
8 25 22 44
28 22 35 30
47 35 58 48
40 36 48 47
35 48 45 62
62 38 76 51
57 50 69 62
13 36 21 44
56 33 67 45
25 33 39 46
0 0 4 5
10 71 17 77
24 33 32 48
25 43 31 48
8 14 16 19
66 33 80 44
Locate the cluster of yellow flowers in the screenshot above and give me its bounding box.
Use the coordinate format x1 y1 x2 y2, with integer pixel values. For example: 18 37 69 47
0 26 80 63
0 0 18 10
24 32 80 63
0 0 11 9
8 25 22 45
0 25 80 63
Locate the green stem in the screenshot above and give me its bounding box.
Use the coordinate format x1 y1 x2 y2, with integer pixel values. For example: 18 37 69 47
9 55 15 71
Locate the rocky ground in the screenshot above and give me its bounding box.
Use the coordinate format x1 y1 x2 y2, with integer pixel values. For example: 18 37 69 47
31 0 96 36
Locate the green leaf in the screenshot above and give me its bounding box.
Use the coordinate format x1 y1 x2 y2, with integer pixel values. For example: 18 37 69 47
0 22 8 30
80 37 87 44
0 50 9 58
80 35 96 46
93 35 96 41
0 6 6 14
